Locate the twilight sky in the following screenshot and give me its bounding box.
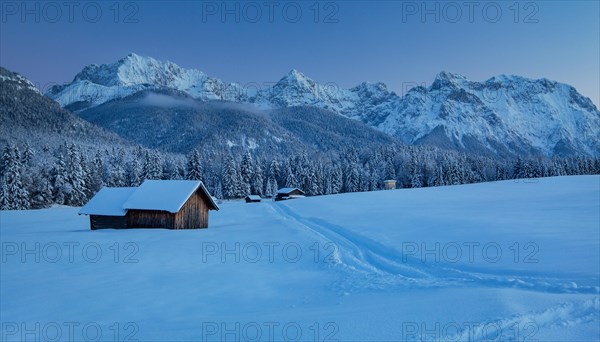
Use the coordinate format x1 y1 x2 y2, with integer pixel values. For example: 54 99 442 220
1 1 599 106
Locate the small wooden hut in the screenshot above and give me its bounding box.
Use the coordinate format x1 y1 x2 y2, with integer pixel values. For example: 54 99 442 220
275 188 305 201
245 195 262 203
79 180 219 230
384 180 397 190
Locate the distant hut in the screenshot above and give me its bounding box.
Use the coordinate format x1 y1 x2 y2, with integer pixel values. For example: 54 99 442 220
79 180 219 230
275 188 305 201
245 195 262 203
384 180 397 190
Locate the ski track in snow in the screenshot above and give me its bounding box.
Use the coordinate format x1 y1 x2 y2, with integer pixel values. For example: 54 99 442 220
272 203 599 295
443 298 600 342
271 201 600 340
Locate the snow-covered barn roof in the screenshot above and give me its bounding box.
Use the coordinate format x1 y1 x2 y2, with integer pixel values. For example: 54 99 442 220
78 187 137 216
246 195 262 200
277 187 305 195
123 180 219 213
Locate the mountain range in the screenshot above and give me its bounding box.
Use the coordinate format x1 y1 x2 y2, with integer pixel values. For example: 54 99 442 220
3 65 398 158
0 66 132 152
18 53 600 157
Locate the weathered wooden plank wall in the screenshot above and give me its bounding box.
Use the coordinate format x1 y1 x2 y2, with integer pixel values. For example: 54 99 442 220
90 215 127 229
174 190 209 229
126 210 175 229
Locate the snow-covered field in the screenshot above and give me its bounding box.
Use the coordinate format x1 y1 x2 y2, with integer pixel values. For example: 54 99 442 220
1 176 599 341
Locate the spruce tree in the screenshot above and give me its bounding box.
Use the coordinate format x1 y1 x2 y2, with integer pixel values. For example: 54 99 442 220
384 159 396 180
51 153 67 205
222 155 240 199
214 181 223 200
269 159 280 183
126 158 142 186
108 161 126 187
88 151 105 194
251 162 264 196
513 158 525 179
22 143 34 167
330 164 343 194
265 176 278 197
283 160 298 188
344 162 360 193
142 151 163 180
239 152 253 195
186 149 203 181
65 143 87 205
0 144 29 210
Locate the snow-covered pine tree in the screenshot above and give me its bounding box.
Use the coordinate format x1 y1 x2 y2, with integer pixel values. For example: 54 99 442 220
51 153 67 205
344 162 360 193
214 181 223 200
358 167 370 192
176 162 186 180
22 143 34 168
251 162 264 196
410 172 422 188
283 159 298 188
367 162 379 191
432 164 445 187
0 144 29 210
28 166 53 208
142 150 163 180
163 157 184 180
108 162 126 187
407 152 423 188
269 159 280 183
265 175 278 197
512 157 525 179
301 160 319 195
314 162 325 195
330 164 343 194
65 143 88 205
446 158 462 185
0 179 8 210
79 153 94 200
322 165 333 195
126 158 142 187
239 152 253 195
87 151 105 194
186 149 203 181
222 155 241 199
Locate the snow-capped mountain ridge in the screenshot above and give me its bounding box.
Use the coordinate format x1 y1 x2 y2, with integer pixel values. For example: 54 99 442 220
45 54 600 157
73 53 205 87
47 53 247 109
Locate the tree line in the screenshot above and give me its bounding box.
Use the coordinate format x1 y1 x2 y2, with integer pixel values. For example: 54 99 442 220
1 141 599 210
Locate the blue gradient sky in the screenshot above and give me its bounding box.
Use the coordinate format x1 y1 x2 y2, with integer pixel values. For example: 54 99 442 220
1 1 599 106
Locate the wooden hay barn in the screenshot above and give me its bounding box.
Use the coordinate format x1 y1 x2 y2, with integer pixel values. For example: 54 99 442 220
275 188 305 201
245 195 262 203
384 179 397 190
79 180 219 230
